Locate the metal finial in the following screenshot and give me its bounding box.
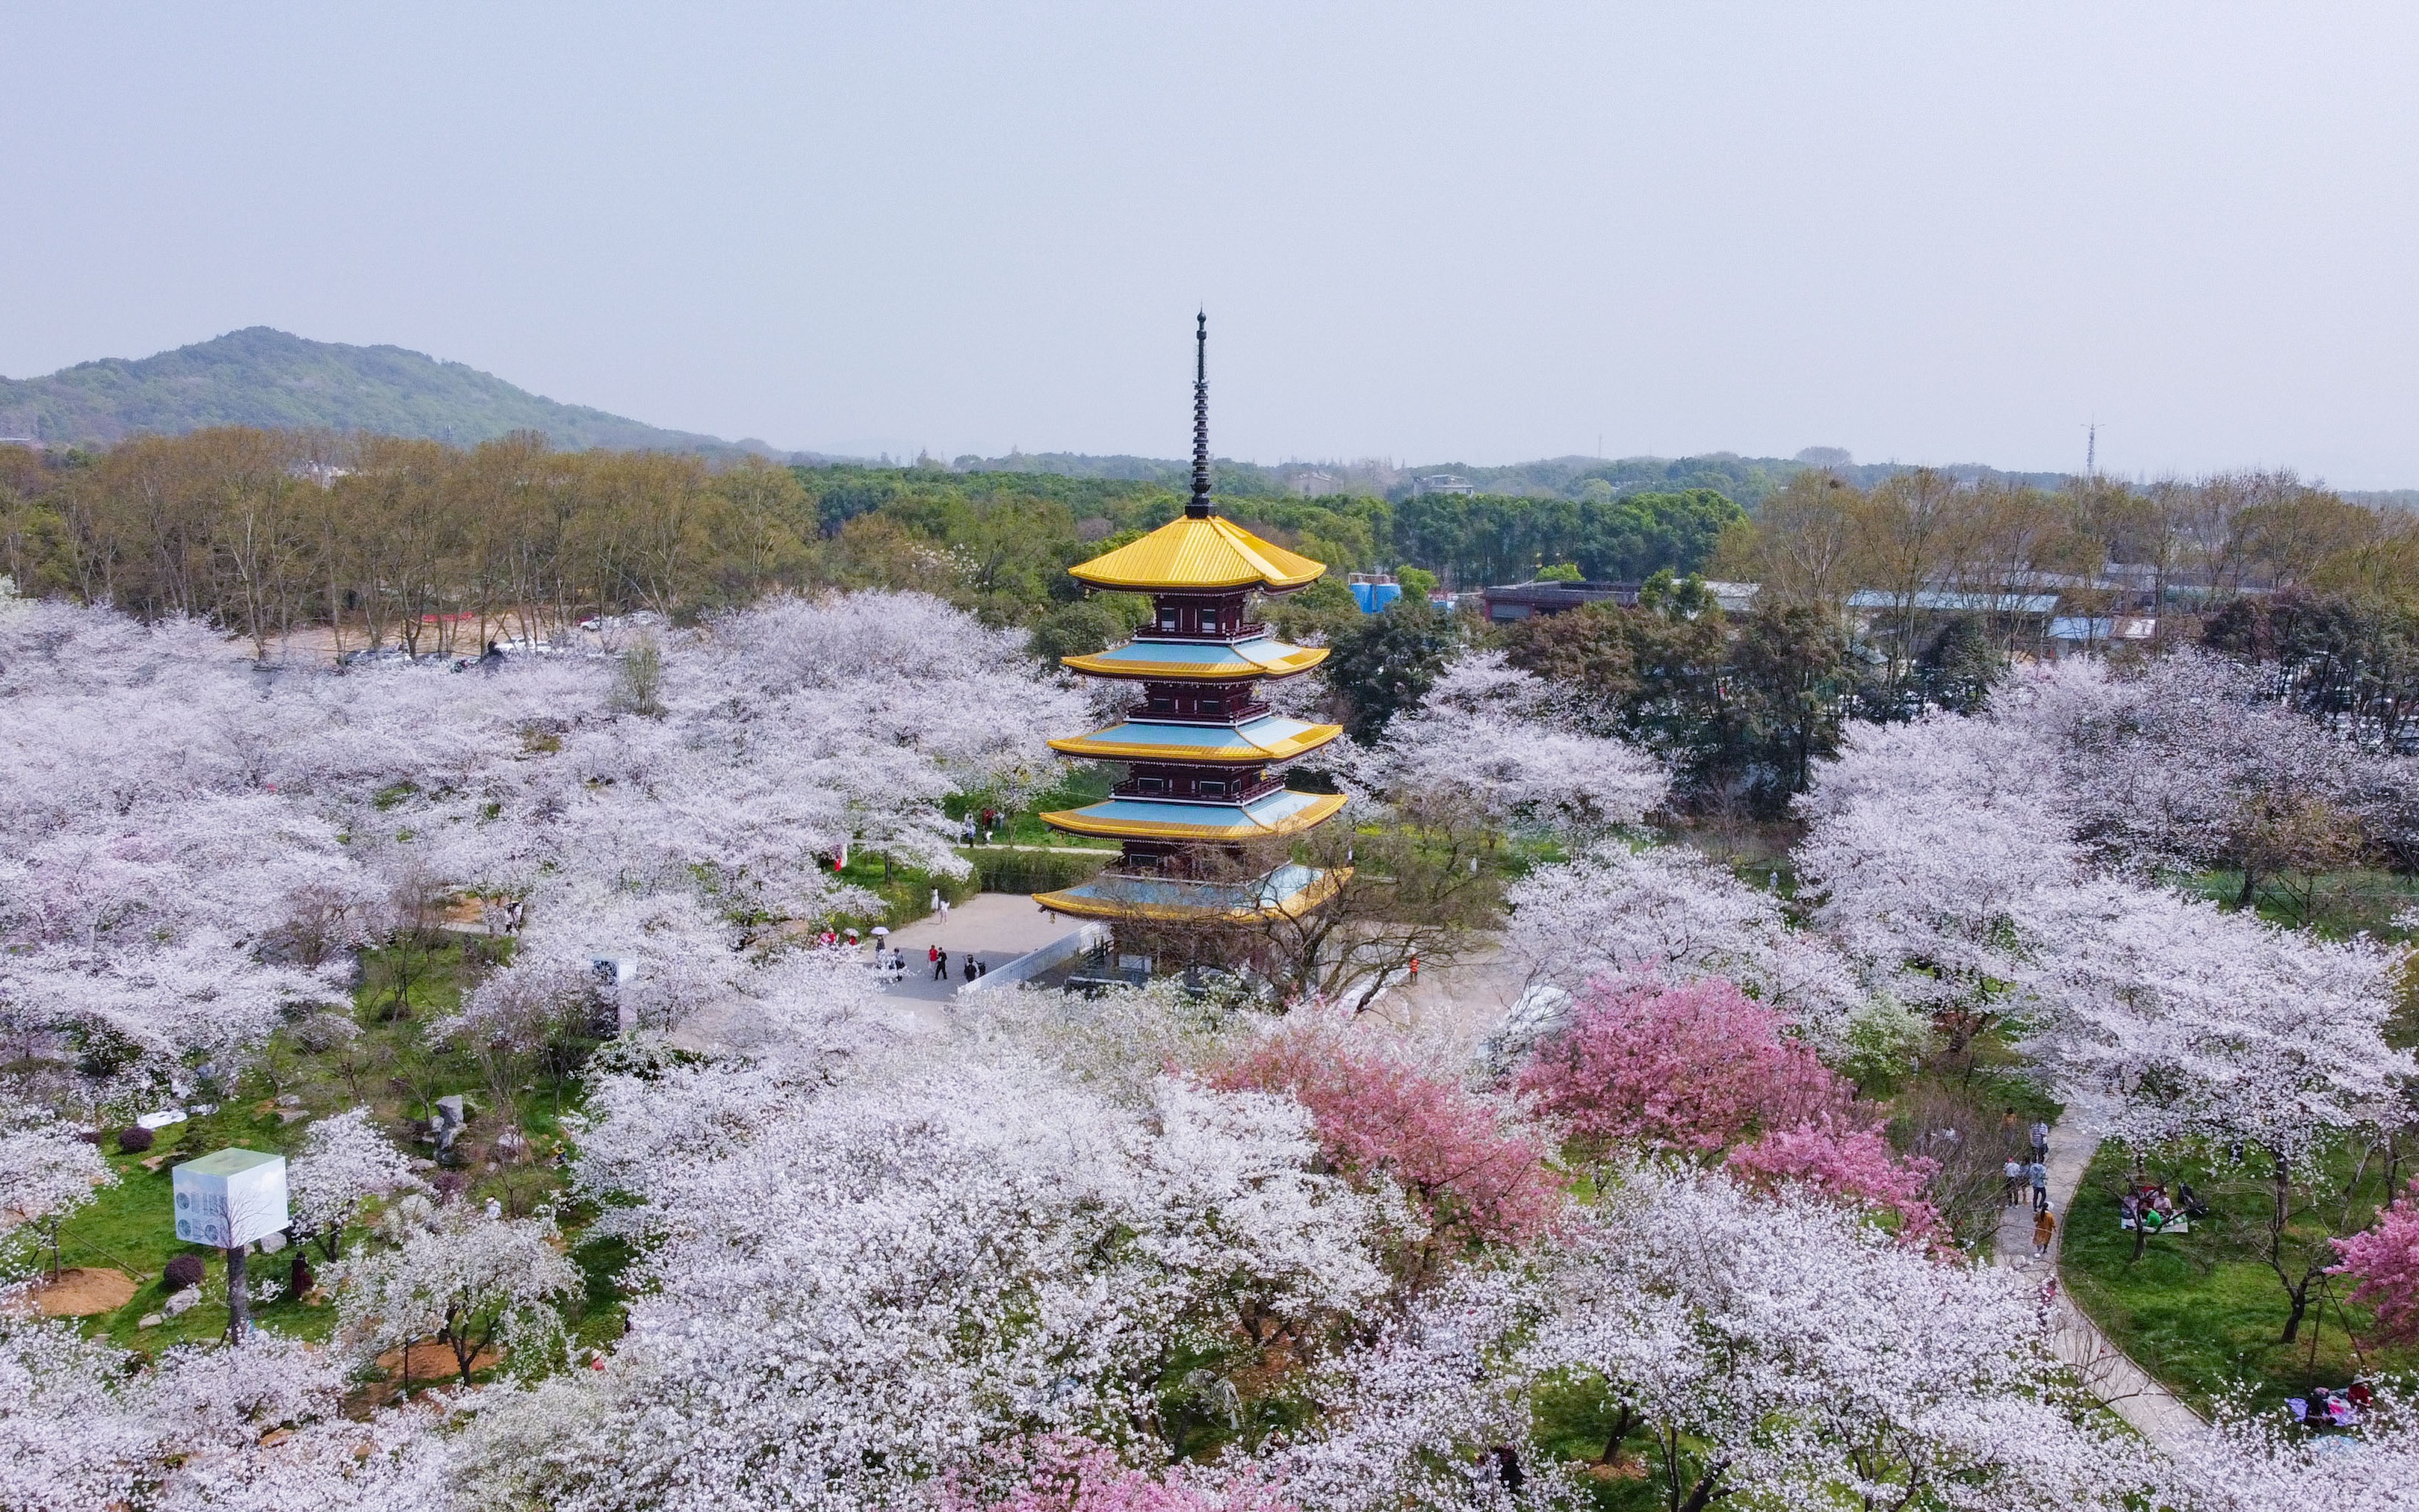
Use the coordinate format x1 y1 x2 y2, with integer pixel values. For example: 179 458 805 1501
1188 312 1212 518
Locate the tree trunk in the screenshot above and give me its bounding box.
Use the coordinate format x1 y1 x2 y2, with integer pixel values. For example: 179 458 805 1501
2281 1283 2311 1345
225 1245 249 1345
1678 1462 1732 1512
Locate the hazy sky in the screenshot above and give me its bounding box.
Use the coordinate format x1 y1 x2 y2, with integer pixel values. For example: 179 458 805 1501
7 4 2419 483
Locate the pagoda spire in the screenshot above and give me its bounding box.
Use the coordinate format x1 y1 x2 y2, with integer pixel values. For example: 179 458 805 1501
1188 312 1213 518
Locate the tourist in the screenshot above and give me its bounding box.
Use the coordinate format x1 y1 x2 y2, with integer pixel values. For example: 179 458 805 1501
2032 1203 2057 1257
2030 1121 2050 1161
2029 1158 2049 1213
963 954 978 982
976 958 988 978
933 947 949 981
2003 1157 2025 1206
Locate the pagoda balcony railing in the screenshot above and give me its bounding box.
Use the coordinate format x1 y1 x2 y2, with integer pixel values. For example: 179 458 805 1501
1128 698 1271 724
1130 620 1269 645
1112 774 1285 803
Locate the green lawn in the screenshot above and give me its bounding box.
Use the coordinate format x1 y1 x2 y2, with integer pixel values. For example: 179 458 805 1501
2178 867 2419 941
950 765 1119 850
46 1106 338 1354
42 935 634 1376
2060 1143 2416 1414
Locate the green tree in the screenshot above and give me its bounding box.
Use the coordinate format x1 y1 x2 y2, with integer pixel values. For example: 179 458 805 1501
1723 604 1857 809
1916 614 2001 714
1324 598 1459 741
1028 599 1127 664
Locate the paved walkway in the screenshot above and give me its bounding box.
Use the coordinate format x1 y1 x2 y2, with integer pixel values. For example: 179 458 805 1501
872 893 1078 1008
1997 1091 2209 1455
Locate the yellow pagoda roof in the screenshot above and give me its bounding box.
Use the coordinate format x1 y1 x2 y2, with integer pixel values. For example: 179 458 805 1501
1069 514 1327 593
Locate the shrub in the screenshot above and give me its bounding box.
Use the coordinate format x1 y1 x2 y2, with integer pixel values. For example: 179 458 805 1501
975 850 1109 895
116 1125 155 1154
162 1254 205 1292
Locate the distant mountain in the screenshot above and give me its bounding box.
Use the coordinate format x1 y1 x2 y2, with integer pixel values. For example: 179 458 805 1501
0 327 801 457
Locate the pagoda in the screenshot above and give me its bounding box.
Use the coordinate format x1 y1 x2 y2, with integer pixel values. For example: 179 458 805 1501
1034 317 1349 924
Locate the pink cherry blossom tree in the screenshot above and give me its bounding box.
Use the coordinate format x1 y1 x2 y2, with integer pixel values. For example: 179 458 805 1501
2332 1178 2419 1347
1516 976 1852 1156
1724 1116 1939 1242
1206 1021 1562 1268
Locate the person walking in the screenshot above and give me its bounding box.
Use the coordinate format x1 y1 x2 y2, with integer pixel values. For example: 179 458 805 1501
963 954 978 982
2030 1121 2050 1162
2003 1157 2025 1207
2030 1158 2050 1213
933 947 949 981
2032 1203 2057 1258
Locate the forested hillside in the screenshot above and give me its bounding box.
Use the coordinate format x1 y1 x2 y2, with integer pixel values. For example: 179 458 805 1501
0 328 769 454
955 447 2078 512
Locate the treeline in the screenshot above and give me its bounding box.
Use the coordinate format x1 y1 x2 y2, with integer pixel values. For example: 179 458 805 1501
0 428 1744 657
1396 487 1743 588
0 430 1328 654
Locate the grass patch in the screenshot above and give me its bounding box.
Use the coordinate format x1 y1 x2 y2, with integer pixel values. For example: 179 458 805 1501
964 847 1112 894
826 852 979 929
2180 867 2419 941
2060 1142 2418 1414
951 766 1120 850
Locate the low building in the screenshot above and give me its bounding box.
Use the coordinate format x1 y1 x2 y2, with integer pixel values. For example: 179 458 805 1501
2046 616 2157 656
1703 580 1760 614
1480 580 1639 622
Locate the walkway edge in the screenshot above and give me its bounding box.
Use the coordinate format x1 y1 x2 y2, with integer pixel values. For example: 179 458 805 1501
1995 1096 2211 1456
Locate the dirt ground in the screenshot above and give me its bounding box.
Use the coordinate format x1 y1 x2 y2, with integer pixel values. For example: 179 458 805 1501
362 1339 501 1403
31 1267 137 1316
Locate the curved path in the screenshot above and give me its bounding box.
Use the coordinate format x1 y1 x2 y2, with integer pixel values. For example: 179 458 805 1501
1995 1091 2209 1455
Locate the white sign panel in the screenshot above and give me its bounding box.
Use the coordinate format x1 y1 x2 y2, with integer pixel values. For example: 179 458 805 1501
173 1148 288 1248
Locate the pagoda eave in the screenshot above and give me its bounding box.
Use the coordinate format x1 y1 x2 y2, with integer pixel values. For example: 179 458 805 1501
1047 722 1344 765
1036 864 1351 923
1059 642 1331 681
1041 791 1348 843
